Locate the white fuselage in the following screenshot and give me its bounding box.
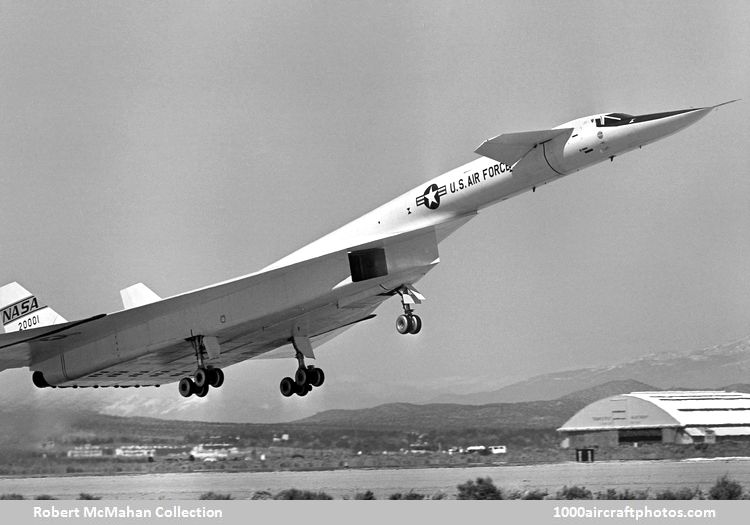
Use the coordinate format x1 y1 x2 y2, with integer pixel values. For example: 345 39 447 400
268 106 712 271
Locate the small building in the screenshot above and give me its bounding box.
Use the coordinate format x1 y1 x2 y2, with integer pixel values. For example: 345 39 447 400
189 443 239 461
559 391 750 448
115 445 156 458
67 444 104 458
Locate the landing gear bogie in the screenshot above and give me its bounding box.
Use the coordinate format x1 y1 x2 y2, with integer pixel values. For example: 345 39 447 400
279 336 326 398
279 365 324 397
176 336 225 398
178 368 224 398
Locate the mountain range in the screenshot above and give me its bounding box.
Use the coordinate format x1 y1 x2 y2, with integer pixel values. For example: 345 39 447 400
0 378 656 447
0 335 749 423
429 336 750 405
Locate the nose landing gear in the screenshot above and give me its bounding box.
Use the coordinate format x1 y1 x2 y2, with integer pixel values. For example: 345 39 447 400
395 285 424 335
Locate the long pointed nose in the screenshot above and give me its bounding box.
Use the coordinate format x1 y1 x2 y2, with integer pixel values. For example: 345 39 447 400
631 100 738 147
633 106 713 146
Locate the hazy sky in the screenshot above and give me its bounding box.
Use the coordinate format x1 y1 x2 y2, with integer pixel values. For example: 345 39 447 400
1 1 749 422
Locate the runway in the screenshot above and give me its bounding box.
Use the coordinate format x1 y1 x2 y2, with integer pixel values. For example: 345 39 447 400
2 458 750 499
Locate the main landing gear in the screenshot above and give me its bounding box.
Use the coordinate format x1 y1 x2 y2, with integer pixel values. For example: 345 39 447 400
178 335 225 398
395 285 424 335
279 365 325 398
280 337 325 397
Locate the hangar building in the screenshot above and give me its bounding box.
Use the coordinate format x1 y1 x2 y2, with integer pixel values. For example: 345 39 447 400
558 391 750 448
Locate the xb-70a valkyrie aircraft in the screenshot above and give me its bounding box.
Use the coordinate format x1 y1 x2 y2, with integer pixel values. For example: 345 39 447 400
0 102 735 399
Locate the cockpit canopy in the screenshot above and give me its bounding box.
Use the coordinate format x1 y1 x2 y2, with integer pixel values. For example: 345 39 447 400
594 113 635 127
593 108 695 128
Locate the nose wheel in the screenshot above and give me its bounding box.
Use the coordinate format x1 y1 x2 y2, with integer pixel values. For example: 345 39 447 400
396 313 422 335
395 285 424 335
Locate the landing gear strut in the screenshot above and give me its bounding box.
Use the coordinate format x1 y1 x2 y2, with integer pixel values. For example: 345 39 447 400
395 285 423 335
280 338 325 398
178 335 225 398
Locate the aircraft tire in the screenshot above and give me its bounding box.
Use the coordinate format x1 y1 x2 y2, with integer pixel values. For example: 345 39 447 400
310 367 325 387
306 365 317 385
280 377 296 397
194 367 209 388
396 314 411 334
208 368 224 388
295 367 308 386
178 377 195 398
408 314 422 335
296 383 311 397
195 383 209 398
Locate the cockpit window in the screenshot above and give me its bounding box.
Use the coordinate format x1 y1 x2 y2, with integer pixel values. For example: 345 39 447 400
595 113 635 127
594 108 695 127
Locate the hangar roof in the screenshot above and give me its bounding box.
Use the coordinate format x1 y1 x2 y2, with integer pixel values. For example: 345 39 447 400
558 391 750 432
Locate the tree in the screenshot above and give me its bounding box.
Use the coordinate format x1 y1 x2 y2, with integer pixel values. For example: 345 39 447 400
708 475 743 500
457 477 503 500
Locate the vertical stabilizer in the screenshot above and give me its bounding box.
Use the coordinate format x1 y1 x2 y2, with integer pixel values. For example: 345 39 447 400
0 282 67 333
120 283 161 310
